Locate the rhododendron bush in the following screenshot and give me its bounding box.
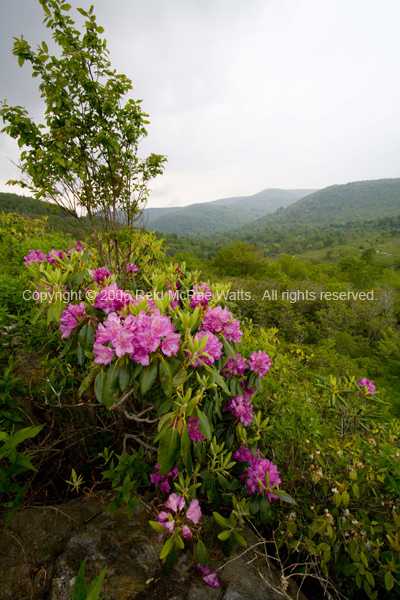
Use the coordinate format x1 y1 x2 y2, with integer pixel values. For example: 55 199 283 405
24 242 294 575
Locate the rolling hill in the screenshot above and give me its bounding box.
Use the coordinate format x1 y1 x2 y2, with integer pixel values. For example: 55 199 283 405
143 188 318 235
240 178 400 235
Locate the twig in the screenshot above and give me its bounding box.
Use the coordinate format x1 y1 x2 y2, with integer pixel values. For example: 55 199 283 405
123 434 156 452
124 408 159 424
110 386 136 410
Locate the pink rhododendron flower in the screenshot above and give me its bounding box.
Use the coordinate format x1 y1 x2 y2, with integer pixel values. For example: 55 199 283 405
222 354 247 377
233 446 260 467
186 499 201 524
201 306 242 343
190 331 223 367
163 520 174 533
227 395 254 427
167 290 179 310
24 250 47 265
245 458 281 499
150 463 178 493
156 511 169 523
181 524 193 539
126 263 139 274
92 267 111 284
161 332 180 357
203 572 221 588
196 563 211 576
59 302 87 338
357 378 376 394
247 350 271 377
188 417 205 441
47 249 64 263
190 282 212 309
165 493 186 513
94 283 126 314
93 342 115 365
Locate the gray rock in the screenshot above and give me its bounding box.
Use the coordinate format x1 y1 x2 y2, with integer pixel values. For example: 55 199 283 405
0 492 306 600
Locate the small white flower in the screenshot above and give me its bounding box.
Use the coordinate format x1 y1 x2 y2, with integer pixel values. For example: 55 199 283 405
332 487 339 494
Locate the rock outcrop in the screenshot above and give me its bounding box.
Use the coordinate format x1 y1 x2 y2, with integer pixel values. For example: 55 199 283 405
0 492 306 600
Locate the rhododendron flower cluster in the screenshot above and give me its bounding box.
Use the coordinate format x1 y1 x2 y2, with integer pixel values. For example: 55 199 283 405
47 249 64 264
196 563 221 588
24 242 84 267
201 305 242 343
357 378 376 395
92 267 111 284
150 463 178 494
126 263 139 274
189 282 212 309
93 307 180 366
234 448 281 499
190 331 223 367
233 446 260 466
222 353 247 377
156 493 202 541
59 302 87 338
94 283 131 314
227 395 254 427
188 416 205 441
24 250 48 265
247 350 271 377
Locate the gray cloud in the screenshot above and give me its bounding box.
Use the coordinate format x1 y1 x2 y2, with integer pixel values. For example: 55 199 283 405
1 0 399 207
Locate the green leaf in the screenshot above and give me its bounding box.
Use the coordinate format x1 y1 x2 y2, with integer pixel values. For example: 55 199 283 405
86 565 107 600
79 323 95 352
234 532 247 547
249 496 259 515
222 337 237 361
159 361 172 398
158 426 180 476
181 424 191 468
139 362 158 395
213 512 230 528
172 368 189 388
259 495 270 524
149 520 165 533
218 529 231 541
78 366 99 397
72 558 88 600
102 364 120 409
385 571 394 591
94 371 105 403
118 363 131 393
196 539 208 568
159 537 174 560
275 490 297 505
196 409 212 440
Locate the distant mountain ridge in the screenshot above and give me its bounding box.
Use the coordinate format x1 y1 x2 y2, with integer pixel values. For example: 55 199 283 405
238 178 400 235
144 188 318 235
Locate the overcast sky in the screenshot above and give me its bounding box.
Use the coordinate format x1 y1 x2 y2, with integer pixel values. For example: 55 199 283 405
1 0 400 207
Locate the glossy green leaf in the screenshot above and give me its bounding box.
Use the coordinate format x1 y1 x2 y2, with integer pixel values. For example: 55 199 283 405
158 426 181 476
139 362 158 395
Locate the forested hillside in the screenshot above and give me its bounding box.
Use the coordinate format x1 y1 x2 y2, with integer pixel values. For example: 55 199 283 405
240 178 400 234
144 188 317 235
